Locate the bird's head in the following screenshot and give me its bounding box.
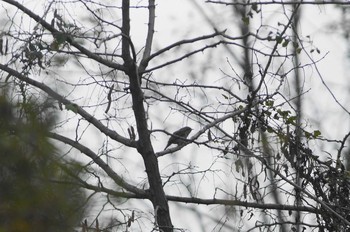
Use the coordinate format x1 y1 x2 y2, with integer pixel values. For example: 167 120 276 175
178 126 192 137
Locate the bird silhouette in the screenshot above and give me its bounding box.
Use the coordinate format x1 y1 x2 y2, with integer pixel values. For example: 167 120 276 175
164 126 192 150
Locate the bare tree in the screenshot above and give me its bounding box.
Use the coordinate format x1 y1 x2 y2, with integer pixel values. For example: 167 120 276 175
0 0 349 231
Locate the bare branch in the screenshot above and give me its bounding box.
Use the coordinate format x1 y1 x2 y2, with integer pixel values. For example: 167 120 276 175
49 132 145 195
157 105 251 157
252 3 300 97
166 195 318 213
0 64 136 147
144 41 224 73
143 30 226 66
121 0 132 63
139 0 156 72
206 0 350 6
2 0 126 71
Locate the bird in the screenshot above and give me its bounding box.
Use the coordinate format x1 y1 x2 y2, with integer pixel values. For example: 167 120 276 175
164 126 192 150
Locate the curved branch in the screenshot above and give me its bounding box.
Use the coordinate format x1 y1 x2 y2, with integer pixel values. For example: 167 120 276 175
78 180 148 199
157 105 251 157
143 30 226 66
2 0 126 72
49 132 145 195
0 64 136 147
144 41 224 73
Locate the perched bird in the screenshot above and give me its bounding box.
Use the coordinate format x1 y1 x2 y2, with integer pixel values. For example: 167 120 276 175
164 126 192 150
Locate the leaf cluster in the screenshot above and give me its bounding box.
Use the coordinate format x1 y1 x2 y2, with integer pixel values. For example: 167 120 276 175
0 88 87 232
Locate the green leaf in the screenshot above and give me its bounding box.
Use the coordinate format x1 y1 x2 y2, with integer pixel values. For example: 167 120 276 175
247 11 253 18
286 116 297 124
232 116 238 122
252 3 258 12
65 103 78 113
276 36 283 44
235 159 244 173
282 39 289 47
242 16 250 25
313 130 321 138
55 33 67 44
50 40 60 51
277 109 290 119
29 43 36 51
265 100 274 107
276 152 281 160
223 145 229 155
305 131 312 139
267 126 274 133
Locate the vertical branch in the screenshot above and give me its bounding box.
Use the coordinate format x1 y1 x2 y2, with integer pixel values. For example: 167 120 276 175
233 6 253 93
122 0 131 64
139 0 155 72
292 3 302 232
261 131 287 232
231 5 252 154
232 4 285 229
121 1 173 231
